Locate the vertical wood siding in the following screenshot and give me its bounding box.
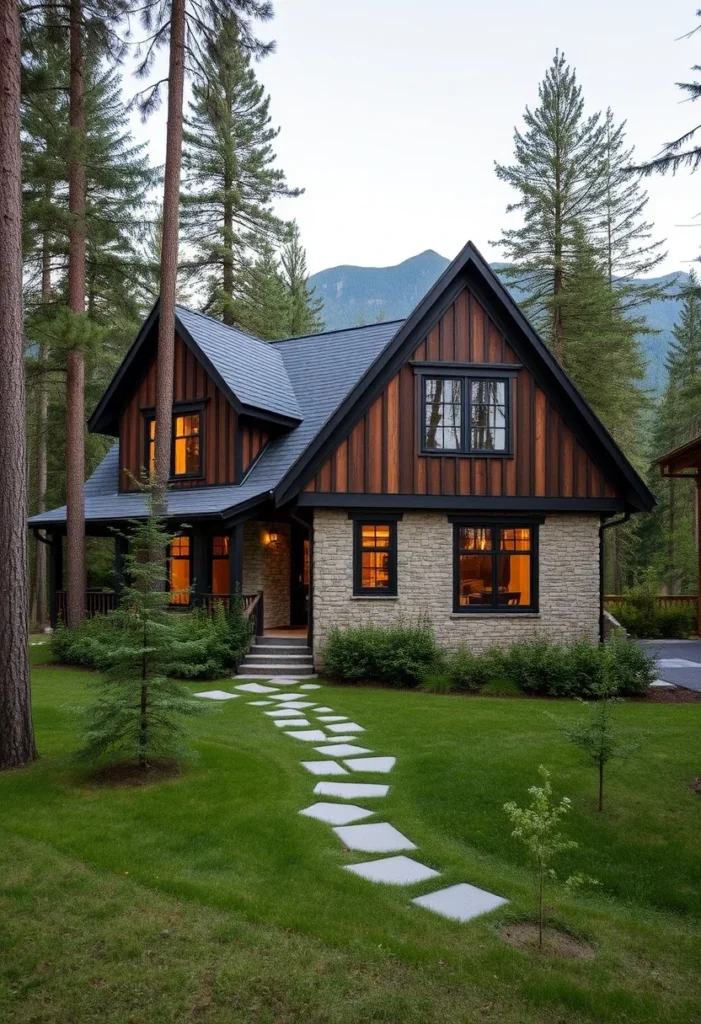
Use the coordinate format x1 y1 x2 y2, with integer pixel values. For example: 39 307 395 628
118 334 267 492
303 288 617 500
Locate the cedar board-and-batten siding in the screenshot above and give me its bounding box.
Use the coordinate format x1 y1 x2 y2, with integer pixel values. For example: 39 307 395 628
118 334 268 492
303 289 616 500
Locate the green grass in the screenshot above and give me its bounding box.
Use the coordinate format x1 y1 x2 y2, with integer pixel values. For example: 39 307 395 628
1 651 700 1022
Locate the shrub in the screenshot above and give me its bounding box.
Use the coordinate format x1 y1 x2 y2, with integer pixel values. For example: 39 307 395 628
602 631 655 696
322 618 438 687
613 600 695 639
500 637 567 695
442 647 504 693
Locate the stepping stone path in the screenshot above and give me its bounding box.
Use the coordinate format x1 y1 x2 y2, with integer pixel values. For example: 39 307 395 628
202 676 508 924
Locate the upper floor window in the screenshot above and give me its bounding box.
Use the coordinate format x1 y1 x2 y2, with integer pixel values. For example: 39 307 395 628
421 375 510 455
144 407 203 480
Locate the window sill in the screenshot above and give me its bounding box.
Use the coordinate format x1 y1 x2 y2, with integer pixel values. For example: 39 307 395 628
450 612 541 620
351 595 399 601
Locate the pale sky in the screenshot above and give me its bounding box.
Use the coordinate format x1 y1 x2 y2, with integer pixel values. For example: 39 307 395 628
130 0 701 276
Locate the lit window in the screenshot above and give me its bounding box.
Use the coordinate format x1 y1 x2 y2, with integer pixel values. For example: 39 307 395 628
148 418 156 475
169 536 191 605
353 520 397 596
454 524 536 612
211 535 230 595
173 413 201 476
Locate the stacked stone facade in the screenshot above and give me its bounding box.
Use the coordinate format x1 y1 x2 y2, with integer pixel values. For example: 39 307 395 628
312 509 600 662
242 521 291 630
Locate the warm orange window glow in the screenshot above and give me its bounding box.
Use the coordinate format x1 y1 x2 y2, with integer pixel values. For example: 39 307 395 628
169 536 190 604
457 526 533 609
211 536 230 595
148 418 156 475
173 414 201 476
360 523 391 590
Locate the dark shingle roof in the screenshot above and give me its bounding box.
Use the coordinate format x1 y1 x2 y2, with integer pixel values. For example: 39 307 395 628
30 317 403 527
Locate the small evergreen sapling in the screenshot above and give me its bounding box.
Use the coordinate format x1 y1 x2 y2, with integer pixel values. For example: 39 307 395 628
551 684 642 812
78 494 210 770
503 766 578 949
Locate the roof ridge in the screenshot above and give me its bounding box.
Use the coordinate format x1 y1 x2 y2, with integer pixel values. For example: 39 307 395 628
272 318 405 345
175 304 267 344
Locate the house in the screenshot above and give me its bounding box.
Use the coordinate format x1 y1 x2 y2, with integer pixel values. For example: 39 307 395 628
30 241 655 673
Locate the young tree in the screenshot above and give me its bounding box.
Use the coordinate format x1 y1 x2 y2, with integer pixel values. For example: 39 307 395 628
181 14 299 325
0 0 36 770
238 241 291 339
78 493 207 769
503 767 578 949
494 51 605 359
280 222 324 336
134 0 274 504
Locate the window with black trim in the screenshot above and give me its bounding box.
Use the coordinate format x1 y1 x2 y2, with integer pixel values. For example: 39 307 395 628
421 375 510 454
453 524 537 612
211 536 230 595
353 520 397 596
169 536 191 605
143 407 204 479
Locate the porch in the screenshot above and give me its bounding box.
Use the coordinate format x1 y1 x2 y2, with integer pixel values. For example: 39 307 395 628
44 513 312 642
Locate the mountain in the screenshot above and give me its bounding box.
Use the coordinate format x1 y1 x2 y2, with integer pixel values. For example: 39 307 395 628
308 251 686 393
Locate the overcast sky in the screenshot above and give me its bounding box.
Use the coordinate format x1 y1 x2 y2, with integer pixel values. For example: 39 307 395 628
131 0 701 276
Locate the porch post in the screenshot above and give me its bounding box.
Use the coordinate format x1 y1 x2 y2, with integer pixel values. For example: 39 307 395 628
697 477 701 636
49 533 63 628
229 522 244 596
192 531 208 607
114 533 128 599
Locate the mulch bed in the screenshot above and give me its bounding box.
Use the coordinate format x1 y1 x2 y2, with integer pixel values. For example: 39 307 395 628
500 922 595 959
85 759 182 788
632 687 701 704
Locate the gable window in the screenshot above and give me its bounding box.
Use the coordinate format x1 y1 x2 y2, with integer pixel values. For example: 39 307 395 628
169 536 191 605
420 374 511 455
143 406 204 480
353 520 397 596
211 535 230 595
453 523 537 612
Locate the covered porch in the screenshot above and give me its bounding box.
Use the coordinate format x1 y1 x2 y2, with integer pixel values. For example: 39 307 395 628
42 509 312 641
656 435 701 634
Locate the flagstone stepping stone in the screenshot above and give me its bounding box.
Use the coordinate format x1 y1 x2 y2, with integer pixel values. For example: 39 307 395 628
333 822 415 853
285 729 329 742
315 744 373 756
300 683 322 690
314 707 334 713
327 722 364 734
247 700 274 706
273 701 316 710
314 781 388 798
270 693 307 701
235 682 280 694
323 735 357 743
300 760 348 776
412 883 507 922
273 718 311 728
194 690 239 700
299 802 375 825
265 709 305 717
345 856 440 886
343 757 396 773
317 715 348 723
271 680 301 686
650 680 676 688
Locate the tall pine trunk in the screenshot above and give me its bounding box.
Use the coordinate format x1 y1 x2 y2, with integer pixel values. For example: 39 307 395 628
31 230 51 629
66 0 86 627
154 0 186 505
222 192 235 325
0 0 36 770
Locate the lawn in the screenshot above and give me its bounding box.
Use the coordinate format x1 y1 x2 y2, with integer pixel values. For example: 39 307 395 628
1 647 700 1023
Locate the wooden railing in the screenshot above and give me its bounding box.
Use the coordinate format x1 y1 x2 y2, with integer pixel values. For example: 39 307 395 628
201 591 265 634
605 594 697 611
55 590 119 620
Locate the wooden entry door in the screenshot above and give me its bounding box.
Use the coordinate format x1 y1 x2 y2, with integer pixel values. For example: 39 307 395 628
290 522 310 627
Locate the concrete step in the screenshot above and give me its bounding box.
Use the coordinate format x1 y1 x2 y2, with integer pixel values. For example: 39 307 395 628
246 653 313 664
255 635 308 647
250 643 312 654
236 663 318 678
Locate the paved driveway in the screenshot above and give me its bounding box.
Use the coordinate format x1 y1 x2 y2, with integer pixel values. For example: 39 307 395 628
638 639 701 692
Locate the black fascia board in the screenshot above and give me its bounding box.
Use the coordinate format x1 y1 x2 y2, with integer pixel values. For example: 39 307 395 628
296 493 626 513
274 239 655 513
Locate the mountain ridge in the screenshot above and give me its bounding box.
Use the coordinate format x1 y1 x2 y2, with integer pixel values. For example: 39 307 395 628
308 250 684 393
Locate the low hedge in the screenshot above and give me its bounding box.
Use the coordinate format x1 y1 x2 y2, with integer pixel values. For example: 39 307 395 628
610 601 696 639
323 621 654 698
322 619 439 687
51 604 252 680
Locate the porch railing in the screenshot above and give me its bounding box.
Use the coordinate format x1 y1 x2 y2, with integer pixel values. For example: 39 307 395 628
202 591 265 635
55 590 119 620
604 594 697 612
55 589 264 633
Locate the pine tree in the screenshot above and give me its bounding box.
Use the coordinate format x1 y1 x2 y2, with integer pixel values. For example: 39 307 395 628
597 108 670 310
238 241 291 340
494 50 606 359
280 222 323 336
77 491 208 769
181 15 299 326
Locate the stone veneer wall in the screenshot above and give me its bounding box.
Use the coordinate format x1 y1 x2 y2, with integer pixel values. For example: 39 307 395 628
312 510 600 662
242 521 291 630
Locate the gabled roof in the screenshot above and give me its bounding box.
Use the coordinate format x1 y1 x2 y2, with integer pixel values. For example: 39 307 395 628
88 299 302 436
274 241 655 513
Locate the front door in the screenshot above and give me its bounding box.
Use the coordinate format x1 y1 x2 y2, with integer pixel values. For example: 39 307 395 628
290 522 310 627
